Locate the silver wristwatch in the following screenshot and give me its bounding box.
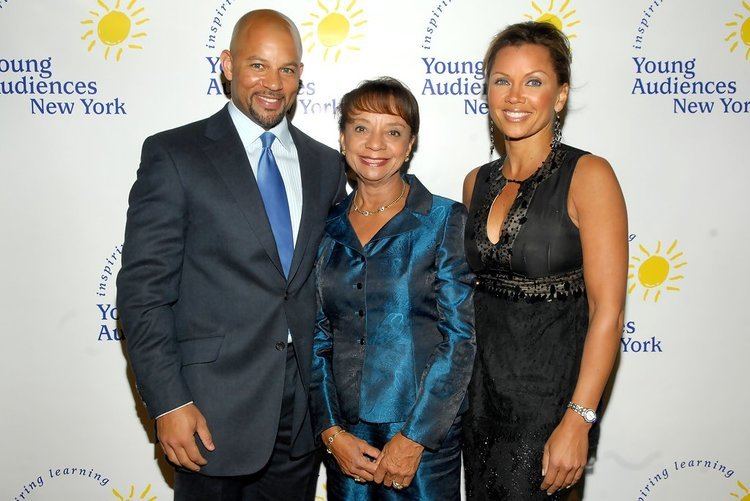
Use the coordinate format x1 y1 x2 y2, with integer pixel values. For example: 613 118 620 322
567 402 597 423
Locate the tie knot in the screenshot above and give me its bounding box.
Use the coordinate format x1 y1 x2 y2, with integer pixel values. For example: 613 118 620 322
261 131 276 149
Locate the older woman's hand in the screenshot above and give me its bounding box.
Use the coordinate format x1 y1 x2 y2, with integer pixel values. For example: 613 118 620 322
322 427 381 482
373 432 424 490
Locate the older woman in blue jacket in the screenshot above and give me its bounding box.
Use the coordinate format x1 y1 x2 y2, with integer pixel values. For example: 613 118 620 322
310 77 476 500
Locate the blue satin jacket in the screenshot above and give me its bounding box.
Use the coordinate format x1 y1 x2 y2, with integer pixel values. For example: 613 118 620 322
310 175 476 450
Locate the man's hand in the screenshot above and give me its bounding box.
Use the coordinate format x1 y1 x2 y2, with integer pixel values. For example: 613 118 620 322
156 403 215 472
321 426 380 482
373 432 424 489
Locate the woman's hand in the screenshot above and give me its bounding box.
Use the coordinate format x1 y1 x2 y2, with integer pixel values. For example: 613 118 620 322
373 432 424 489
322 427 381 482
540 410 590 495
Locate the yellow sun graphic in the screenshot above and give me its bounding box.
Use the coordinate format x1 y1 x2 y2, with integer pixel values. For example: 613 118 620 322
628 240 687 303
725 1 750 61
731 480 750 500
112 483 157 501
301 0 366 62
81 0 149 62
524 0 580 40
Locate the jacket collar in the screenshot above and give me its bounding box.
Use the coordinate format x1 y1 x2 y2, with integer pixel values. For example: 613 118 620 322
325 174 433 252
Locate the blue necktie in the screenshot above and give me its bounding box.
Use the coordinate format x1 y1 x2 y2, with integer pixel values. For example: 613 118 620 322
257 132 294 277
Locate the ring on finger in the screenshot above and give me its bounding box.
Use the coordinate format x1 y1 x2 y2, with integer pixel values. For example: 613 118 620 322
354 476 364 483
392 481 404 490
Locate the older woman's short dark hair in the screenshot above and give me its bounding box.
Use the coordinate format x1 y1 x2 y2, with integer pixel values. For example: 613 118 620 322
484 21 572 86
337 77 420 135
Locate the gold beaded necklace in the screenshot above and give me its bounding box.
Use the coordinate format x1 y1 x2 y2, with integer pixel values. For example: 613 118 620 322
352 179 407 217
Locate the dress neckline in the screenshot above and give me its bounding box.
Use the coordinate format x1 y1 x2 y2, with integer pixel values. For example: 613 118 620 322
475 145 568 271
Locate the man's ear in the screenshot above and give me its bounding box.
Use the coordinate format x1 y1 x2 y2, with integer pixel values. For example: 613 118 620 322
220 50 233 81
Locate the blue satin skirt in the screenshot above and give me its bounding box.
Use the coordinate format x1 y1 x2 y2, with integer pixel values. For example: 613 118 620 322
324 417 462 500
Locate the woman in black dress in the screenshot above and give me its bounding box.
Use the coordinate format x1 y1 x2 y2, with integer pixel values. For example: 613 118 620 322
462 22 627 499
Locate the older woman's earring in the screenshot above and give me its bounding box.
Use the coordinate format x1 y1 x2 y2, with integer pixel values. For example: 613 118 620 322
489 121 496 156
551 113 562 149
341 147 346 156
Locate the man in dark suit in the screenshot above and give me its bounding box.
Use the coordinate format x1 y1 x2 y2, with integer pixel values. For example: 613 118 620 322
117 9 345 500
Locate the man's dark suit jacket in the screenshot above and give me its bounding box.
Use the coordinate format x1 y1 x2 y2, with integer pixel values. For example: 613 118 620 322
117 104 345 476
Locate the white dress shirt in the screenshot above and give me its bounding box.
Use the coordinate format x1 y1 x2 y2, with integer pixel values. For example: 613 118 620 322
156 104 303 419
228 101 303 246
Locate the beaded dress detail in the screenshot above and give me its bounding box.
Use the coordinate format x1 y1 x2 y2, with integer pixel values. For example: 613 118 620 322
463 144 599 500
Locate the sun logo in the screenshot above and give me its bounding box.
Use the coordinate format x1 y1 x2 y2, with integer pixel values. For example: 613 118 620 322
81 0 149 62
725 1 750 61
301 0 366 62
524 0 580 41
731 480 750 500
628 240 687 302
112 483 156 501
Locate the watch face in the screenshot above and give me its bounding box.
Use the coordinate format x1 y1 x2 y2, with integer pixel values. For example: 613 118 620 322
584 410 597 423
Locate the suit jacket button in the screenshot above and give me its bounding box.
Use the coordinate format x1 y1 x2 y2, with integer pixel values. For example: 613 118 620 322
356 282 363 289
275 341 286 351
283 292 289 300
358 309 364 317
359 338 365 345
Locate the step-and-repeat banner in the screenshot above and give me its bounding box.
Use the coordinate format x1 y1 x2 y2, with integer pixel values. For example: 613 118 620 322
2 1 748 499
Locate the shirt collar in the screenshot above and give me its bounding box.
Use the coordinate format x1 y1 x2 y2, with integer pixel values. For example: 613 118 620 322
228 100 293 152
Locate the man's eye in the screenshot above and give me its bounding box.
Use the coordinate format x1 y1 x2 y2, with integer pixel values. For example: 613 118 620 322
250 63 264 70
281 67 296 74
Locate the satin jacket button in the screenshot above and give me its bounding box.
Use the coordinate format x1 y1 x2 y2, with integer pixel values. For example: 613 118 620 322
359 338 365 345
358 309 364 317
275 341 286 351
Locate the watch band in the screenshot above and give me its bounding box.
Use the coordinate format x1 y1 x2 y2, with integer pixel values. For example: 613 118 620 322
567 401 597 423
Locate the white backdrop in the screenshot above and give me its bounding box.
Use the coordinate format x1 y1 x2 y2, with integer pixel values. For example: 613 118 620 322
2 1 749 499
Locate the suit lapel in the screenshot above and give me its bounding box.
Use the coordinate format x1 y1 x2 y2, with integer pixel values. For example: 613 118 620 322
202 106 285 277
286 125 323 285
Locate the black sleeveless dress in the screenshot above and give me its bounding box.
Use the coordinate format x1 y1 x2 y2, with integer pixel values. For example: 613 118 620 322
463 144 598 500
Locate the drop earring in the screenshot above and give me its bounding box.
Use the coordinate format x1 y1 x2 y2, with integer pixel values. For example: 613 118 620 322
551 112 562 149
489 121 496 157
